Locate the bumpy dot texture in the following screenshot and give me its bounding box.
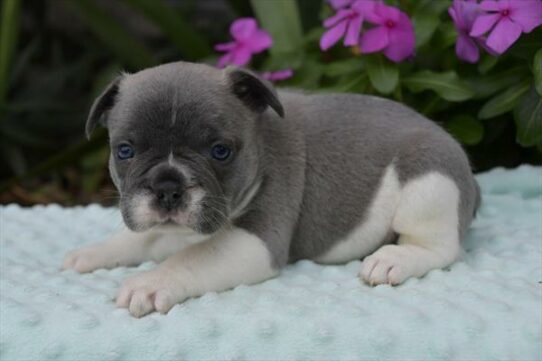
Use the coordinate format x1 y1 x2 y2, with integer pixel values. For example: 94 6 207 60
1 166 541 361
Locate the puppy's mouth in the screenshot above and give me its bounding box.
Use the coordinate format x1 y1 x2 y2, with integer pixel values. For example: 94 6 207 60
125 188 205 231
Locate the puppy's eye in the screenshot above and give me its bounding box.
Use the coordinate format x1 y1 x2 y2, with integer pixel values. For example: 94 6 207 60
117 144 135 160
211 144 231 161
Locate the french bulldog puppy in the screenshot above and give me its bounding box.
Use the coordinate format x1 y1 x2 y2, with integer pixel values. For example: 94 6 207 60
63 61 480 317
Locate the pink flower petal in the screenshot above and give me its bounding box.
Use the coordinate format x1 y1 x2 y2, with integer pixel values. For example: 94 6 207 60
217 53 233 68
261 69 294 82
360 26 389 53
247 30 273 53
328 0 353 10
470 13 501 36
214 42 236 52
485 16 522 54
479 0 501 11
364 1 385 24
323 9 352 28
509 0 542 33
456 34 480 63
230 18 258 41
351 0 376 16
448 6 460 26
369 2 400 24
320 20 348 51
383 14 415 62
230 46 252 66
344 15 363 46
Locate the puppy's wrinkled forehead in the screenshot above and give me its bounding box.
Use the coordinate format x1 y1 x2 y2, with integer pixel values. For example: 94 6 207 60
108 66 238 148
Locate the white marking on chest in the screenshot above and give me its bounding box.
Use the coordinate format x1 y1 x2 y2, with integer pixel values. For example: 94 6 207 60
230 180 262 219
316 164 402 264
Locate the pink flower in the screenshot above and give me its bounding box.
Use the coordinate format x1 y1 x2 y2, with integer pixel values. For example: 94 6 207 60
328 0 354 10
470 0 542 54
360 1 415 62
215 18 272 68
449 0 482 62
261 69 294 82
320 0 375 51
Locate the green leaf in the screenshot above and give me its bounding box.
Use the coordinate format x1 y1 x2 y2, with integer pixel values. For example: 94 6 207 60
365 55 398 95
66 0 155 70
324 58 364 77
478 80 530 119
288 58 324 90
0 0 21 107
534 49 542 96
446 115 484 145
412 0 449 48
433 22 457 51
468 66 528 99
321 73 368 93
122 0 210 60
478 55 499 74
514 86 542 147
403 70 474 102
250 0 303 57
510 27 542 60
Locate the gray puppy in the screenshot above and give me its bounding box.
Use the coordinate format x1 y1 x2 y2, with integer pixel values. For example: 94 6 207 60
63 61 480 317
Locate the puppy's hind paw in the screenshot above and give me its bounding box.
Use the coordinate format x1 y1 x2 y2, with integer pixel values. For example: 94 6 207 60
359 245 413 286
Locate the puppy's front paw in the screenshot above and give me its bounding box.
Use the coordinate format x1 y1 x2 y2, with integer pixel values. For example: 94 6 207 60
62 246 112 273
360 245 413 286
116 269 186 318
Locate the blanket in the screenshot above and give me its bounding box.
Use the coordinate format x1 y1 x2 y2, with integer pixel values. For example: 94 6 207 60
1 166 541 360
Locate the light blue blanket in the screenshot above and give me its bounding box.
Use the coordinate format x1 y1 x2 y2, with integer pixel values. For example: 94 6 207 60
1 166 541 361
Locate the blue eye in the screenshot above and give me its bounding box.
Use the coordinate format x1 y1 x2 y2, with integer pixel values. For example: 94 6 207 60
211 144 231 161
117 144 134 160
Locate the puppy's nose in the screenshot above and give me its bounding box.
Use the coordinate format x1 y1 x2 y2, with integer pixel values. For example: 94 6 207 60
152 180 182 210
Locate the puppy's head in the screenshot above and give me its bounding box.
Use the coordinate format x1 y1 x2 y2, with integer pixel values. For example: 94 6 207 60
86 62 284 233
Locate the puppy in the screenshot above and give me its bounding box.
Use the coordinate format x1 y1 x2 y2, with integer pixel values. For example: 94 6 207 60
63 61 480 317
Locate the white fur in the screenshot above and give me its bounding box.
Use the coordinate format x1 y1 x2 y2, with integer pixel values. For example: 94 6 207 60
360 170 461 285
316 164 401 264
115 226 277 317
315 163 461 285
62 227 209 273
230 180 262 219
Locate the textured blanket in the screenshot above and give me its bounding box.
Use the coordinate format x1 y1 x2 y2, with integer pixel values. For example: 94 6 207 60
1 166 541 361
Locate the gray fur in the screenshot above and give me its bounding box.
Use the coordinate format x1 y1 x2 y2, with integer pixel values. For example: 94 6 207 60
87 61 480 269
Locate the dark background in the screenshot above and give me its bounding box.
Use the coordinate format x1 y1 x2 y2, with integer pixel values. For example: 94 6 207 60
0 0 540 206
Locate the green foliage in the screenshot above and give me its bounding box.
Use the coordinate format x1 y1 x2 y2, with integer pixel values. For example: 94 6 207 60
0 0 541 204
534 49 542 96
403 71 474 102
65 0 156 70
123 0 211 60
365 55 398 95
250 0 303 57
0 0 21 106
515 87 542 147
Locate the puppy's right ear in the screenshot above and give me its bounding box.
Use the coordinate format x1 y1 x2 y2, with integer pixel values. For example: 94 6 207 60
85 76 123 139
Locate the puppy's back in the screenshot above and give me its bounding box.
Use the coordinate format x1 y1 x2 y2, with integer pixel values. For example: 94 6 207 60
278 91 479 261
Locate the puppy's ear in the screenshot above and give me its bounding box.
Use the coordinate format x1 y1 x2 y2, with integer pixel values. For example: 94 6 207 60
227 67 284 118
85 75 123 139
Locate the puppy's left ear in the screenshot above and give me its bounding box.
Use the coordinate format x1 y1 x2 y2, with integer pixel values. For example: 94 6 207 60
226 67 284 118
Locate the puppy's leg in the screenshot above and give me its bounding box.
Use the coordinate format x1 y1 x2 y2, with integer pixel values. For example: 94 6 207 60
62 229 188 273
116 227 278 318
360 172 461 285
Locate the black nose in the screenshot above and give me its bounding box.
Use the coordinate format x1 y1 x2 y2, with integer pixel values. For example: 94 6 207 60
152 180 182 210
